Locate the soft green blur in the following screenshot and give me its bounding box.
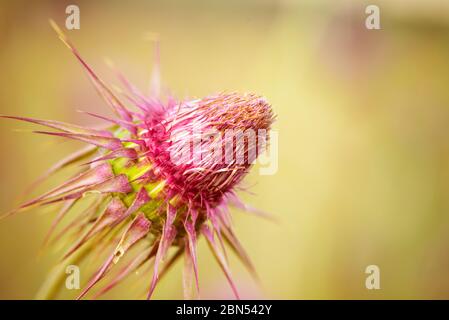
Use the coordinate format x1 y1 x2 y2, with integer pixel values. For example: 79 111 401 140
1 0 449 299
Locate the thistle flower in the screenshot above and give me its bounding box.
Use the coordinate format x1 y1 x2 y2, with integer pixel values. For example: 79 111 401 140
1 21 275 300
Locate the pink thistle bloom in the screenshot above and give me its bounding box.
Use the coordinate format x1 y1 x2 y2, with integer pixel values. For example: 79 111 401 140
1 21 275 300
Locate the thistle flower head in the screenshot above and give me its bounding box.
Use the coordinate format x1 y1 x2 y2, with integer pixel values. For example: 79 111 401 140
1 22 275 300
145 92 273 206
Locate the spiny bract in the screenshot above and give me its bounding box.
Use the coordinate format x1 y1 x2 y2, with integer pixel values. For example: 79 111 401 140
1 21 275 300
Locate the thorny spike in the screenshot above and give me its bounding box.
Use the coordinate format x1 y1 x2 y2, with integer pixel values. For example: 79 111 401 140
49 20 134 123
202 224 240 299
76 213 150 299
147 204 177 299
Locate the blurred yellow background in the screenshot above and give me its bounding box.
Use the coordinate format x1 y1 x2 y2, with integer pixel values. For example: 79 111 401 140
1 0 449 299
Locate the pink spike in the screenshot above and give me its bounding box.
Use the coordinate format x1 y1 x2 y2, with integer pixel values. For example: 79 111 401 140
120 90 152 113
78 110 137 136
106 57 166 115
92 174 133 194
22 145 97 198
190 208 199 224
76 213 150 299
114 213 151 257
159 245 184 279
42 174 132 205
62 197 128 260
50 21 133 122
20 163 114 209
106 59 152 110
85 174 132 194
82 148 138 166
92 246 156 299
135 245 183 299
227 191 277 222
184 218 199 293
122 187 151 220
220 205 233 227
208 208 228 263
0 115 113 137
48 196 105 247
76 253 115 300
147 204 177 299
220 223 258 280
201 224 240 299
183 240 196 300
41 199 77 248
34 131 123 151
91 197 128 231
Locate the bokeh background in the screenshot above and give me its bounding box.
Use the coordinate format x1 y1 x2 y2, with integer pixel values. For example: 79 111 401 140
1 0 449 299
